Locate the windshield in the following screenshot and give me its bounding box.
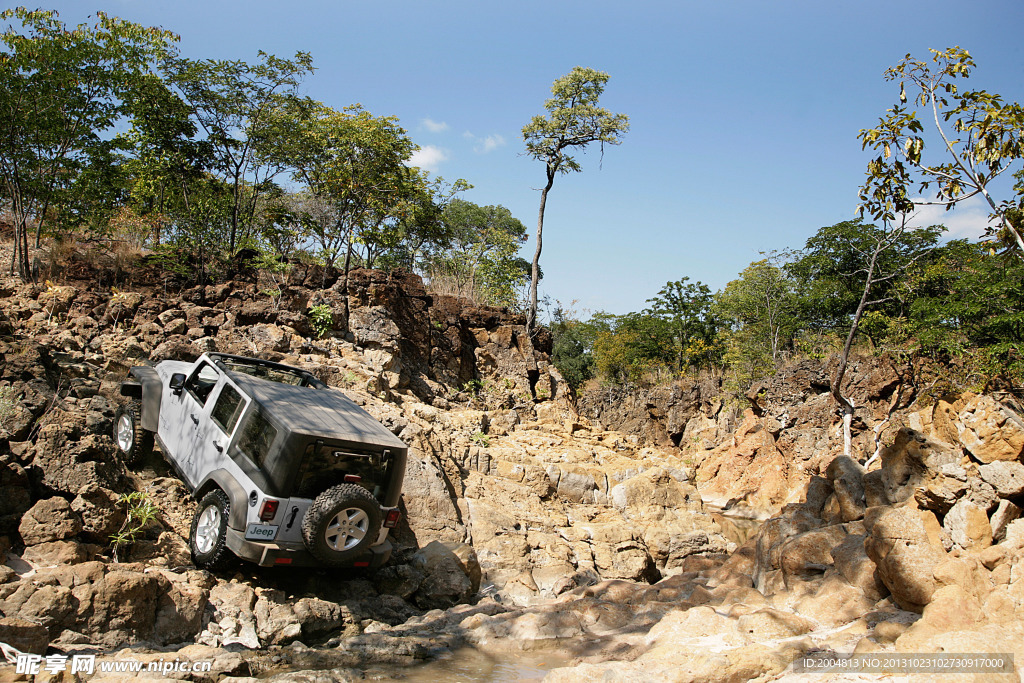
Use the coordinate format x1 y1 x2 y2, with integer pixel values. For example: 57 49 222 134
213 355 323 387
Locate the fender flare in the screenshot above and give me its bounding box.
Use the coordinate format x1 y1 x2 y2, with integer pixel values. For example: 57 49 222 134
195 469 249 530
126 366 162 432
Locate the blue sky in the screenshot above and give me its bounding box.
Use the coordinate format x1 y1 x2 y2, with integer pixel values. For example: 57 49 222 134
37 0 1024 315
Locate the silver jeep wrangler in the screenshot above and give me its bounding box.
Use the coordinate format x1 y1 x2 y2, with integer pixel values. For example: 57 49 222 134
115 353 407 570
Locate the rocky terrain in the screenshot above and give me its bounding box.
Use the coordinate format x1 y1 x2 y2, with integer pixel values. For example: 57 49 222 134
2 258 1024 681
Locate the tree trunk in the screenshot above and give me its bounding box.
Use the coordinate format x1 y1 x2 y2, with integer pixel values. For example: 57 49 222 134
831 243 882 458
527 166 555 332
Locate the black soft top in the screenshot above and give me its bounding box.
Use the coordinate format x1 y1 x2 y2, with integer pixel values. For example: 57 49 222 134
224 368 407 451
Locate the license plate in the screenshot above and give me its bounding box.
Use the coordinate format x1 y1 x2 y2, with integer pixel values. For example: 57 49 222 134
244 523 278 541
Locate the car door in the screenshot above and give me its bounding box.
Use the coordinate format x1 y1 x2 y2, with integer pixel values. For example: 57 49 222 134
167 361 223 487
198 379 248 480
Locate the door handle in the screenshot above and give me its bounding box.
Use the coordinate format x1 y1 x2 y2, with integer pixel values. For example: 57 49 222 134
190 414 199 425
213 442 223 453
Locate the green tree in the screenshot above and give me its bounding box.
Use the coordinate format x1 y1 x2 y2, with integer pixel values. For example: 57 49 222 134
591 311 674 385
550 304 599 391
0 8 178 279
716 257 800 391
787 219 943 335
909 239 1024 383
264 101 422 275
522 66 629 331
859 47 1024 254
644 277 720 370
428 199 529 308
166 50 314 256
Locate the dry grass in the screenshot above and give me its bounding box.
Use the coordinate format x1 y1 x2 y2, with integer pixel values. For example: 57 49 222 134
424 270 489 307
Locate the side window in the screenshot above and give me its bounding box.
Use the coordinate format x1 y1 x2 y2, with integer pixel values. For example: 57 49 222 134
236 409 278 467
211 383 244 435
185 362 220 406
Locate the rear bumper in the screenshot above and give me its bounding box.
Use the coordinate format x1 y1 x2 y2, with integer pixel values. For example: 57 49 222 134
225 528 392 569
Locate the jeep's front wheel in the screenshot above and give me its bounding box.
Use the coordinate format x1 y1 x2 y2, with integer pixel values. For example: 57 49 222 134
190 489 232 570
302 484 382 566
113 401 153 466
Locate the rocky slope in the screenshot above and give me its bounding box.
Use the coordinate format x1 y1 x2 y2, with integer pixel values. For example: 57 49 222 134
3 258 1024 681
0 262 732 680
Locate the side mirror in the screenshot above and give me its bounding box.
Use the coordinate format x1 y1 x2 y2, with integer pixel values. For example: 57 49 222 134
170 373 186 396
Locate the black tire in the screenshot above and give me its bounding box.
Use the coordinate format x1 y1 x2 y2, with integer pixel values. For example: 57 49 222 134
113 401 153 465
190 489 232 570
302 484 382 567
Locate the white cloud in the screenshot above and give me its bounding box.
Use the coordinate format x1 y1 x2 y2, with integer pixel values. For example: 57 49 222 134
904 195 996 240
463 131 506 153
422 118 449 133
408 145 448 173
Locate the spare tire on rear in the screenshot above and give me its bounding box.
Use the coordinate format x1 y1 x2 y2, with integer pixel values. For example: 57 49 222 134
301 484 382 566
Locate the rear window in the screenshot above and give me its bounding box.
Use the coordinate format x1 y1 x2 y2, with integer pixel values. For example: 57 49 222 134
236 409 278 466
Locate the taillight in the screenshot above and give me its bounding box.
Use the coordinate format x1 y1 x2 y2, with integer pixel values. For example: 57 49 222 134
344 474 362 483
383 509 401 528
259 499 279 521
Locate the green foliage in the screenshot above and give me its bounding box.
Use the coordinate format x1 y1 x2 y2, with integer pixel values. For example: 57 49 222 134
307 303 333 338
427 199 530 308
550 305 598 391
908 239 1024 382
110 491 158 562
859 47 1024 254
716 257 799 361
165 50 314 256
592 311 674 385
645 277 721 370
0 8 180 279
786 219 943 334
470 431 491 447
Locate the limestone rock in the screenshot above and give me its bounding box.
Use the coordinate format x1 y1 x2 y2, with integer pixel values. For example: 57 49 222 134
864 506 949 612
880 428 963 504
831 534 889 601
943 498 993 550
957 395 1024 463
978 460 1024 497
410 541 474 610
826 456 866 522
991 500 1022 543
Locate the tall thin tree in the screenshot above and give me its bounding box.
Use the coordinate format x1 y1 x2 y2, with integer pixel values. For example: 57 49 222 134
522 66 628 331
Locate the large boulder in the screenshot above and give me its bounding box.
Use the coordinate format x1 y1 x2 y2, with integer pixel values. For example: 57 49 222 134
864 506 949 612
957 395 1024 463
978 461 1024 497
18 497 82 546
880 428 962 504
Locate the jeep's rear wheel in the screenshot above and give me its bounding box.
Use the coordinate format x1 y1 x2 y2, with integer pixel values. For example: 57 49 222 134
190 489 232 570
113 401 153 466
302 484 382 566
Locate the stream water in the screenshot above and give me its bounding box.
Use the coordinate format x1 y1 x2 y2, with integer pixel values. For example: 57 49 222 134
359 648 570 682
